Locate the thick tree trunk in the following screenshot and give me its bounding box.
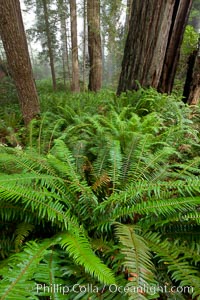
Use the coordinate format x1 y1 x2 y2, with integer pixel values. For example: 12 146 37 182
0 0 40 125
158 0 193 93
42 0 57 91
87 0 102 92
117 0 192 95
70 0 80 92
183 42 200 105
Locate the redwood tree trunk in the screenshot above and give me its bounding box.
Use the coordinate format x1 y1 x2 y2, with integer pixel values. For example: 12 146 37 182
0 0 40 125
70 0 80 92
158 0 193 93
87 0 102 92
117 0 192 95
42 0 57 91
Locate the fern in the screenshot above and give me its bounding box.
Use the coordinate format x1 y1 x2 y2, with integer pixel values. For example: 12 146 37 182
59 231 116 285
0 174 77 230
0 239 55 300
0 88 200 299
144 231 200 298
115 223 157 299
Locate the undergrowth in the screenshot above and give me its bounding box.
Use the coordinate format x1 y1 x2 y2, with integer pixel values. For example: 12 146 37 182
0 84 200 300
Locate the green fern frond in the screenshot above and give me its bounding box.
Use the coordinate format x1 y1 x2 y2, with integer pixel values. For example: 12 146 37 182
49 139 81 180
92 146 110 178
0 239 56 300
0 203 44 225
180 211 200 224
58 231 116 285
112 196 200 220
180 240 200 265
95 177 200 215
144 231 200 298
48 140 99 210
115 223 157 299
0 175 78 230
121 134 140 184
33 250 67 300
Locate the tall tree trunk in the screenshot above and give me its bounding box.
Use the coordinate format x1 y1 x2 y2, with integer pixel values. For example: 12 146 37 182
158 0 193 93
70 0 80 92
117 0 192 95
87 0 102 92
101 32 106 85
57 0 71 89
82 0 87 91
42 0 57 90
64 16 72 86
0 0 40 125
63 12 72 86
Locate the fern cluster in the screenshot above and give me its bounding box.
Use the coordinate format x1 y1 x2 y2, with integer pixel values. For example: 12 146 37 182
0 88 200 300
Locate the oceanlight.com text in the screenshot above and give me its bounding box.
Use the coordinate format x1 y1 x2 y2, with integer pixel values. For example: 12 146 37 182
36 283 194 295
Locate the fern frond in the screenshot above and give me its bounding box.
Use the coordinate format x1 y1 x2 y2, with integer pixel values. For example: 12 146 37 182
49 139 81 182
115 223 157 299
92 146 110 178
121 134 140 184
33 250 67 300
0 203 44 224
95 177 200 216
58 231 116 285
48 140 99 211
0 174 78 230
144 231 200 298
0 239 56 300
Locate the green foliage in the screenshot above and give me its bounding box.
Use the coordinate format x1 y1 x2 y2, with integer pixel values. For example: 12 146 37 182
115 223 158 300
0 87 200 299
181 25 199 57
175 25 199 92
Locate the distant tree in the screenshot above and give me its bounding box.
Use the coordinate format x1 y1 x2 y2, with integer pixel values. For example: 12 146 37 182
57 0 71 89
87 0 102 91
0 0 40 125
82 0 87 90
70 0 80 92
24 0 58 90
117 0 192 95
41 0 57 90
101 0 124 86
